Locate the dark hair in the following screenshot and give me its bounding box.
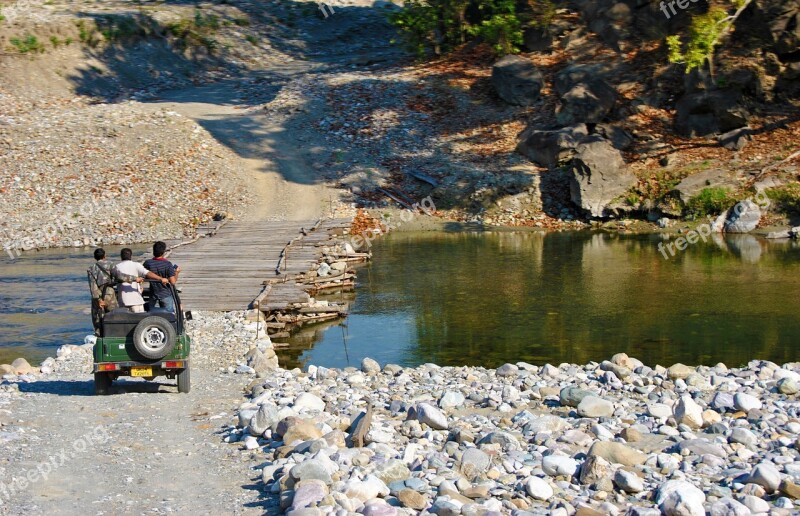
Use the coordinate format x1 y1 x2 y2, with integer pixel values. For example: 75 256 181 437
153 241 167 258
120 248 133 261
94 248 106 260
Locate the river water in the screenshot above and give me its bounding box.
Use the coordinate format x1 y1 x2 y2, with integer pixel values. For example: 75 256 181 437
3 231 800 370
278 229 800 370
0 246 152 365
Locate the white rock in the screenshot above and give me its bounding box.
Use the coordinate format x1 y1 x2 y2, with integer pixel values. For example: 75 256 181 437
613 469 644 493
439 391 466 410
294 393 326 412
542 455 580 477
733 393 762 412
674 395 704 429
416 402 448 430
525 477 553 501
747 462 781 493
656 480 706 516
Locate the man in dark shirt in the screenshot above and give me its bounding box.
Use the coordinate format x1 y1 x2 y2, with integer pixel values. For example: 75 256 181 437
143 241 180 312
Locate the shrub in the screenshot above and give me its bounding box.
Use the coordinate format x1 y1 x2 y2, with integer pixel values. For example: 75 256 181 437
685 187 736 219
166 10 220 52
765 184 800 215
10 35 46 53
245 34 258 45
390 0 528 57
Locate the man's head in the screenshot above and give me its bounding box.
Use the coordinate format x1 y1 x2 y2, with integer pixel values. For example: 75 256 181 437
94 248 106 261
153 241 167 258
120 248 133 261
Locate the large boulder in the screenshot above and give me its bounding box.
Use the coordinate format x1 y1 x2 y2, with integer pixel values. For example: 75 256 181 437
724 199 762 233
568 137 636 217
491 55 544 106
516 124 589 167
556 79 618 125
671 169 740 205
674 89 750 137
522 26 554 52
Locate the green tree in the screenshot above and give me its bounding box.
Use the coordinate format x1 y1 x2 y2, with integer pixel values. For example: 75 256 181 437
390 0 527 57
666 0 753 78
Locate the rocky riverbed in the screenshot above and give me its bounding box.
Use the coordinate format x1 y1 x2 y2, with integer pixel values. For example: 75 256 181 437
2 315 800 515
213 311 800 515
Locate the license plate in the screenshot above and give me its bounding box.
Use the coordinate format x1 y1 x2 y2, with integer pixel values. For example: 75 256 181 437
130 366 152 377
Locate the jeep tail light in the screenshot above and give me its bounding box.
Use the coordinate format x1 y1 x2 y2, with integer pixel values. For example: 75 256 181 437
98 364 118 371
162 361 184 368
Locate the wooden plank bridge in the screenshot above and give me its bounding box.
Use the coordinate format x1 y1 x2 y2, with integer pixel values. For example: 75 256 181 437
165 218 354 312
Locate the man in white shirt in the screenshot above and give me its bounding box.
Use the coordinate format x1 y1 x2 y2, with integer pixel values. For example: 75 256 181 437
114 248 169 312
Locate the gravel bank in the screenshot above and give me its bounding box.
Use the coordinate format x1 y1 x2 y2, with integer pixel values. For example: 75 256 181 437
0 93 252 255
218 312 800 515
2 312 800 514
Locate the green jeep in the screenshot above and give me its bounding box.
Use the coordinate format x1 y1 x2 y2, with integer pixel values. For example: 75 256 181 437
93 283 191 395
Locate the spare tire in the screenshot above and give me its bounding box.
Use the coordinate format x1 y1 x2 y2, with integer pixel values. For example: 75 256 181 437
133 316 176 359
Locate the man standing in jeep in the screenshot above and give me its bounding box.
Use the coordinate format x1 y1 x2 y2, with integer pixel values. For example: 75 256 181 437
88 248 141 334
143 241 180 313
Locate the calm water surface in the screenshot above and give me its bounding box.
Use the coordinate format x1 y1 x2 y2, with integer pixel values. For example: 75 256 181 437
0 246 151 365
3 232 800 370
278 230 800 370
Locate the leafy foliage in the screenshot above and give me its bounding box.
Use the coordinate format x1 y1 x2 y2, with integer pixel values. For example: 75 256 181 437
686 187 736 218
165 9 221 52
389 0 533 57
765 184 800 215
666 0 753 77
10 35 45 53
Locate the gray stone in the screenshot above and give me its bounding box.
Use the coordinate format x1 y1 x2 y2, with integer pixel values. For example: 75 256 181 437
516 124 588 168
375 459 410 485
656 480 706 516
748 462 781 493
613 469 644 493
477 431 520 451
600 360 631 379
733 393 762 412
677 439 727 458
587 441 646 467
579 455 612 485
439 391 466 411
249 402 280 436
542 455 579 477
674 395 704 429
672 170 739 205
290 459 333 485
524 414 570 434
668 363 695 380
416 403 448 430
711 392 735 411
491 55 544 107
460 448 491 480
577 395 615 418
495 363 520 377
556 79 617 125
568 137 635 218
361 357 381 374
525 476 553 501
709 497 750 516
674 89 749 138
741 495 770 513
291 480 328 510
724 200 761 234
560 386 594 407
729 427 757 448
361 499 398 516
294 393 326 412
778 377 799 395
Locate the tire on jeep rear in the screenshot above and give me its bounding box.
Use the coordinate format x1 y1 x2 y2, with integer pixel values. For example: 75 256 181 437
177 366 190 393
94 372 111 395
132 316 177 360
